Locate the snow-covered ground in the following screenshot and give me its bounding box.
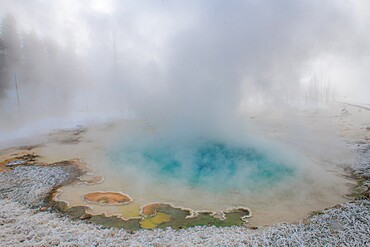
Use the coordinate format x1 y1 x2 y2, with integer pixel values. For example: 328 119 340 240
336 98 370 110
0 198 368 246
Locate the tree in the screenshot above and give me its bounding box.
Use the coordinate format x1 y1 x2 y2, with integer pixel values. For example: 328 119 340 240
0 37 8 97
0 14 21 99
304 73 335 106
2 14 20 73
21 31 46 85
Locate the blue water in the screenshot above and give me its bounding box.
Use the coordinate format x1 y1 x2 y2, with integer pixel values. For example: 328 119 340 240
110 139 296 192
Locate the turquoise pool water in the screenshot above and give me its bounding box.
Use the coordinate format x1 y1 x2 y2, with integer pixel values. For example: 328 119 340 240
109 139 296 192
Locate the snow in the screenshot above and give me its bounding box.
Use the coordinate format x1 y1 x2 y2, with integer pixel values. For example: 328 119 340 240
0 198 368 246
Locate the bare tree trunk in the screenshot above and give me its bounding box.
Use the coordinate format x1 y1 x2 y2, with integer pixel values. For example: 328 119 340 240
14 73 20 111
112 24 117 67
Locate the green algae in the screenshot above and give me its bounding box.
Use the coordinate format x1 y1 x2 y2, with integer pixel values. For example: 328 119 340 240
54 201 250 231
88 215 141 231
143 204 250 229
140 212 172 229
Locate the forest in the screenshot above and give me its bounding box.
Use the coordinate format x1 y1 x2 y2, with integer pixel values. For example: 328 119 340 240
0 14 82 114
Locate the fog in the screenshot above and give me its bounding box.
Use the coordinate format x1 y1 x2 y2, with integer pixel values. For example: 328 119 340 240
0 0 370 137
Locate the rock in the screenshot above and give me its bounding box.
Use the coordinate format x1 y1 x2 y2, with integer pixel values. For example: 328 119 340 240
79 213 92 220
5 160 26 167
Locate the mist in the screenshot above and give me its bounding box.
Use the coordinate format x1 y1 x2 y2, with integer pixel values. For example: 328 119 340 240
0 0 370 139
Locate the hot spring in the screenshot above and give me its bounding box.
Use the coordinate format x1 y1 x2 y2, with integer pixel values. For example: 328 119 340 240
52 118 353 228
109 138 296 193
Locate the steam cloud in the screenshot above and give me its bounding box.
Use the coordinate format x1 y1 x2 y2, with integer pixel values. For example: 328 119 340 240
0 0 369 133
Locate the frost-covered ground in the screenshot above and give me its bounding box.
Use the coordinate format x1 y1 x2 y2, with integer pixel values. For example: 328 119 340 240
0 196 369 246
354 143 370 180
0 165 80 207
0 161 369 246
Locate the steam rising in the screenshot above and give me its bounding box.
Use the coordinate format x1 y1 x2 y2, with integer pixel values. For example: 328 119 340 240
0 0 369 136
